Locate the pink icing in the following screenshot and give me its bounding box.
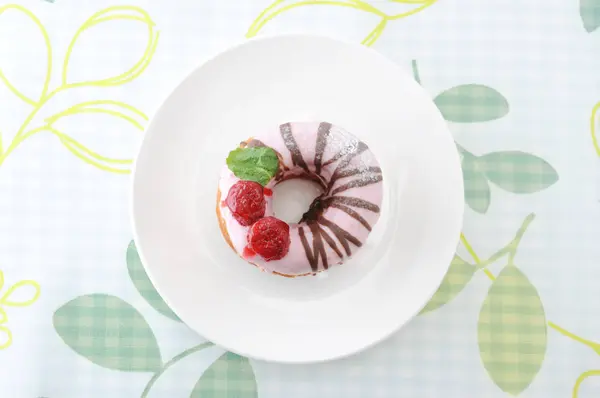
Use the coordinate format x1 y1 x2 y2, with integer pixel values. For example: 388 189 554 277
218 121 383 276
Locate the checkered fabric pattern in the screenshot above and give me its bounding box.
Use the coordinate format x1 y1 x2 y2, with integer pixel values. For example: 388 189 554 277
52 294 163 372
190 352 258 397
0 0 599 397
478 265 548 396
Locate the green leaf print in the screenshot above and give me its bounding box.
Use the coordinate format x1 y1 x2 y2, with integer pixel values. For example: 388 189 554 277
127 240 181 322
434 84 509 123
190 352 258 398
462 152 491 214
580 0 600 32
53 294 162 372
478 265 547 395
478 151 559 194
420 255 476 314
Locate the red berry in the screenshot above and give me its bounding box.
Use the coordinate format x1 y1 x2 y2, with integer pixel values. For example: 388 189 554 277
226 181 266 226
247 217 290 261
243 246 256 259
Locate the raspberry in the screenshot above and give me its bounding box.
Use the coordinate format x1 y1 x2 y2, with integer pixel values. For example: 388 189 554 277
226 181 266 226
247 217 290 261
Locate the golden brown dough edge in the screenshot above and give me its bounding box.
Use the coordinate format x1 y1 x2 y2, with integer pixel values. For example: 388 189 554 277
216 188 235 251
216 137 324 279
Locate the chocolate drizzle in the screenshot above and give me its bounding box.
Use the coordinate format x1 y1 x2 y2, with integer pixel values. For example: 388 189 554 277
322 140 367 168
328 166 381 190
330 174 383 196
314 122 332 174
319 217 362 255
325 196 380 212
327 203 372 231
280 123 309 172
279 123 383 272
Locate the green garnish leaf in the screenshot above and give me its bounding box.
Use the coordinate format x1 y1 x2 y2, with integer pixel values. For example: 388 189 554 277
226 146 279 186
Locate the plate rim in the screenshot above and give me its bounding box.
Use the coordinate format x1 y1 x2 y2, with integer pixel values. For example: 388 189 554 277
130 33 464 364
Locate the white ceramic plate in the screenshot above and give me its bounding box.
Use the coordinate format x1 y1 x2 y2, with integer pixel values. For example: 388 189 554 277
131 35 463 364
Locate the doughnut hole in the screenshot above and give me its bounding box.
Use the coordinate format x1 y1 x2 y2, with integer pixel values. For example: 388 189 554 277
272 179 324 223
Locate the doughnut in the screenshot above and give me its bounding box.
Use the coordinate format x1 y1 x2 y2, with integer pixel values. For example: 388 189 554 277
216 121 383 277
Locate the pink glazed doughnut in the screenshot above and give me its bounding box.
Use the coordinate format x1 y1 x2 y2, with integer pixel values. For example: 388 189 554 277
216 121 384 277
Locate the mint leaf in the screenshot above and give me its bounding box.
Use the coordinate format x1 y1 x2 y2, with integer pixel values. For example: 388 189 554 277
226 147 279 186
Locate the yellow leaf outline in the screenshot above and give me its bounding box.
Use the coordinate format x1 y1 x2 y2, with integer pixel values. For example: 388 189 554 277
1 280 41 307
362 18 387 46
48 126 133 174
0 325 12 350
41 100 146 173
572 369 600 398
590 101 600 157
246 0 436 46
0 4 52 106
247 0 384 38
0 6 158 175
62 6 160 89
6 101 146 173
46 100 148 131
386 0 435 20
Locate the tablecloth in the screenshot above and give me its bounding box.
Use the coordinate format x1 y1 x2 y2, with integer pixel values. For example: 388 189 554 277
0 0 599 397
